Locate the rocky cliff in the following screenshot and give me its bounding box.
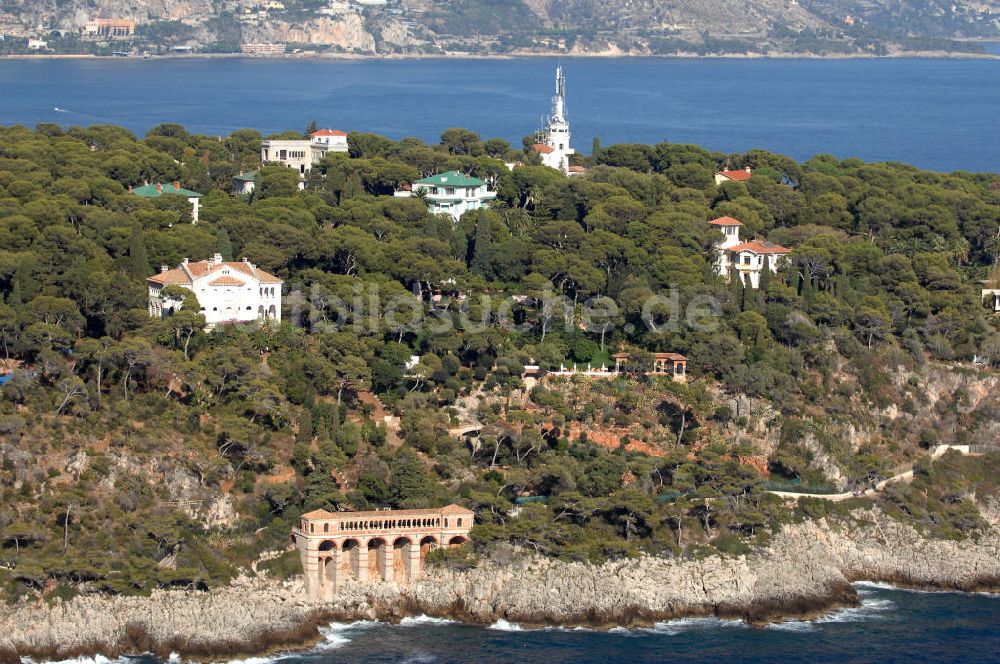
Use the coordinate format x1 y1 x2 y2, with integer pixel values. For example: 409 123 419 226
2 0 996 55
3 509 997 662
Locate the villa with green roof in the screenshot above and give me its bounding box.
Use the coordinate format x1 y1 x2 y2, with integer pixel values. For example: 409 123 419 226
404 171 496 221
131 181 204 223
234 170 257 196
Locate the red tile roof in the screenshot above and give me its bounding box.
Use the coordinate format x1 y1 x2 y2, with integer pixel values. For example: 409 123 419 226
568 165 586 173
531 143 555 154
708 216 744 226
727 240 791 255
717 169 752 181
148 259 283 286
208 275 246 287
311 129 347 137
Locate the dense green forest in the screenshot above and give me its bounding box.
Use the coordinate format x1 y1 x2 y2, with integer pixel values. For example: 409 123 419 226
0 122 998 600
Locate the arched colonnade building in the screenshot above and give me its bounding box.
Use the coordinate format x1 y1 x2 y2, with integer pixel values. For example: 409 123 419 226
293 504 474 600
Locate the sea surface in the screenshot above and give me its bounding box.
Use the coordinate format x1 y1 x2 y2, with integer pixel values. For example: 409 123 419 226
52 584 1000 664
1 56 999 172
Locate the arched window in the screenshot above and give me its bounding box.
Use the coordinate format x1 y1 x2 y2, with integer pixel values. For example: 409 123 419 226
310 523 314 533
457 518 463 527
323 523 329 533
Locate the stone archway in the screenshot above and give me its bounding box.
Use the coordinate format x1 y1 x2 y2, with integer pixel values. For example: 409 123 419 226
393 537 413 582
448 535 467 546
341 539 360 579
318 540 338 600
419 535 438 563
368 538 389 581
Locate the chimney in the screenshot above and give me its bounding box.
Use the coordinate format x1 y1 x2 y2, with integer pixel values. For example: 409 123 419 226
213 253 223 264
160 265 168 273
156 183 163 194
181 257 189 265
745 166 751 173
173 181 180 191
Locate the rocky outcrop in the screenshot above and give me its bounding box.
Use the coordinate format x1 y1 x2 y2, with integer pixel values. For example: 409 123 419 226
244 14 376 53
3 509 998 662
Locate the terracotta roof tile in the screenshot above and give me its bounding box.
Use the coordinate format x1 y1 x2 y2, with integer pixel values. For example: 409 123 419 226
531 143 555 154
311 129 347 137
716 169 752 181
148 268 190 285
708 216 744 226
301 509 337 519
728 240 791 255
146 259 283 286
208 275 246 287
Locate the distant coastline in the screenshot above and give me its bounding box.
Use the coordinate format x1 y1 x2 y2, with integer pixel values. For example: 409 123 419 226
3 49 999 62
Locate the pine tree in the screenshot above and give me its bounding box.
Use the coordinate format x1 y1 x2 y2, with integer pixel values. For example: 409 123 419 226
592 136 602 159
216 227 234 262
305 119 318 137
128 227 152 278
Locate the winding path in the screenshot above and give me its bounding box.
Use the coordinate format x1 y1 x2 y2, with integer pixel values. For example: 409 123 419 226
767 445 973 502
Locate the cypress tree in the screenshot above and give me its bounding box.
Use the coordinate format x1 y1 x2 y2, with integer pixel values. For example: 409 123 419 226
128 227 152 278
471 216 495 278
729 263 745 311
216 227 234 261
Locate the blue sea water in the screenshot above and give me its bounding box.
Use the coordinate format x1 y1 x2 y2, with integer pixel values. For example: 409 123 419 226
75 584 995 664
1 56 999 172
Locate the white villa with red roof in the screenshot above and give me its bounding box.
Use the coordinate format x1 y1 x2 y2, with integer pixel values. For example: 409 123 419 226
708 216 790 288
309 128 349 154
260 128 349 179
147 254 283 327
715 167 752 185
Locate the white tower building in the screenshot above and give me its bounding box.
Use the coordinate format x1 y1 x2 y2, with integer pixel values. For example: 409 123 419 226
532 66 575 174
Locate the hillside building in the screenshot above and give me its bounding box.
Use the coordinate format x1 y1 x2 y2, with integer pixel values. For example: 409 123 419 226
403 171 496 220
131 181 203 223
294 504 473 599
708 216 790 288
84 19 135 38
234 170 257 195
310 128 349 153
715 167 752 185
260 128 349 181
147 254 283 327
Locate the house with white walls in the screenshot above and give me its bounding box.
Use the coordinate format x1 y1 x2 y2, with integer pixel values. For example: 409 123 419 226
310 129 349 154
708 216 790 288
147 254 283 328
131 181 203 223
715 168 753 185
403 171 497 220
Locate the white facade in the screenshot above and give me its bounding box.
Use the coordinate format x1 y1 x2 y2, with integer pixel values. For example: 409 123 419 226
147 254 283 328
407 171 497 221
260 130 349 185
708 217 789 289
310 129 349 154
533 66 575 174
261 139 315 176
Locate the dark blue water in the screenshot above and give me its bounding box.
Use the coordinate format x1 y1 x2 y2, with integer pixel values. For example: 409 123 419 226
2 57 999 172
209 584 997 664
